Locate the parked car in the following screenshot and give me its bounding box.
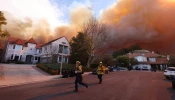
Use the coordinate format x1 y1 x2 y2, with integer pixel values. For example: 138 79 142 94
142 66 149 70
108 66 114 72
117 67 128 71
92 66 109 75
164 67 175 79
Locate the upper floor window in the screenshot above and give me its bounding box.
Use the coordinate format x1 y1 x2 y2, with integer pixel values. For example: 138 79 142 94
39 49 42 53
149 58 156 62
13 45 15 49
58 45 63 53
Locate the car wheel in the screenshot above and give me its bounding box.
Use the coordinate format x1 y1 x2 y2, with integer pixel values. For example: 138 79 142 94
166 77 169 79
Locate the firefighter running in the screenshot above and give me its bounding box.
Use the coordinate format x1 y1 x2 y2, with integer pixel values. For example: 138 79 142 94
97 62 105 84
74 61 88 92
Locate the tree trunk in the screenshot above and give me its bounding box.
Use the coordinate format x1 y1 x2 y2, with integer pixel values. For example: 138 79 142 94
87 57 91 68
86 53 93 68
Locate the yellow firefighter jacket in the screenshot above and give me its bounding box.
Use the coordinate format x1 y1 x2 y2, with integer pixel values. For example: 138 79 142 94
97 65 105 75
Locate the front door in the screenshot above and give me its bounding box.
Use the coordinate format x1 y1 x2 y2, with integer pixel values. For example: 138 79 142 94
14 56 19 62
26 55 32 63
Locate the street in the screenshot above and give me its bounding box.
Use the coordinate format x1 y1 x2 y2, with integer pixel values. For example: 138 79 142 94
0 71 174 100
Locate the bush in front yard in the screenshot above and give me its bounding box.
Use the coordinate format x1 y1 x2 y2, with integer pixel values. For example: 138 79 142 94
36 63 92 75
15 61 26 64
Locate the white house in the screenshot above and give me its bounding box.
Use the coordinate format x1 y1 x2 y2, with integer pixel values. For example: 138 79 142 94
40 36 70 63
3 36 70 64
128 50 168 70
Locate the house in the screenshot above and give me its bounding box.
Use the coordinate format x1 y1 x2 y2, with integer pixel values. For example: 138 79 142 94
127 50 169 70
40 36 70 63
3 36 70 64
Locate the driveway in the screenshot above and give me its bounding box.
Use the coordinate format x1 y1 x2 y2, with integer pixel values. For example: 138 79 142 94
0 64 61 87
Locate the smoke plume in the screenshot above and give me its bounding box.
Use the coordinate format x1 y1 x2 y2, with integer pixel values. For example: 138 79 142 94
1 0 175 54
100 0 175 54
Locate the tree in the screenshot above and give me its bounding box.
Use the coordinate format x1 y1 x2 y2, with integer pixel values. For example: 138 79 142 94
42 44 59 63
116 56 129 68
129 44 141 52
112 44 142 58
81 17 109 67
116 56 138 68
169 55 175 66
130 58 138 66
0 11 9 38
112 48 129 58
69 32 90 65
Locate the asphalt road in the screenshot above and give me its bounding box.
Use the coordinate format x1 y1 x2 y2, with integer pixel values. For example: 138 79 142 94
0 71 174 100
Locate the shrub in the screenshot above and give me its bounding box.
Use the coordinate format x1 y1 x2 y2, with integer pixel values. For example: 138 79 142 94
15 61 26 64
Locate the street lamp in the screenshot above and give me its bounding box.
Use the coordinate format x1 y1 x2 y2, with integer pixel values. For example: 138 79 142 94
60 42 66 75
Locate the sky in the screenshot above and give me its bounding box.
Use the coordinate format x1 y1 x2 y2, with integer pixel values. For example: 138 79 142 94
0 0 117 28
1 0 175 54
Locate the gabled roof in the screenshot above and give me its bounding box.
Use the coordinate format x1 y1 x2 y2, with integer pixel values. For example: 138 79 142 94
41 36 68 47
8 37 41 48
26 38 36 44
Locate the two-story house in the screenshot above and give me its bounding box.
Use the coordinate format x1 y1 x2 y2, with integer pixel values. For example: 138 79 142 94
127 50 169 70
40 36 70 63
3 36 70 64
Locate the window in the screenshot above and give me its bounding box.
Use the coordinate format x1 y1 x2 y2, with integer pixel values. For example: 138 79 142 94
65 57 68 62
58 45 63 53
149 58 156 62
64 46 68 54
59 56 62 62
167 68 175 71
39 49 42 53
35 57 38 60
13 45 15 49
11 54 13 59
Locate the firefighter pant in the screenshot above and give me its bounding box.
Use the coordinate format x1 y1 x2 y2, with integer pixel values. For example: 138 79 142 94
75 73 87 91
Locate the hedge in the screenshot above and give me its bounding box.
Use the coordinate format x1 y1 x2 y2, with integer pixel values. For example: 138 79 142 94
36 63 92 75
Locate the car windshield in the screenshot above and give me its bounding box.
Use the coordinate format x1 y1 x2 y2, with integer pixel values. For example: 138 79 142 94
167 68 175 71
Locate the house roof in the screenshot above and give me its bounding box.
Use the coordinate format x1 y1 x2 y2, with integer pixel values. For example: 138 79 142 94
8 37 41 48
128 53 159 58
127 50 169 64
36 43 43 49
26 38 36 44
41 36 68 47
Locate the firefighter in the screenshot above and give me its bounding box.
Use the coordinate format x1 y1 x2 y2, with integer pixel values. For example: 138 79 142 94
97 62 105 84
74 61 88 92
